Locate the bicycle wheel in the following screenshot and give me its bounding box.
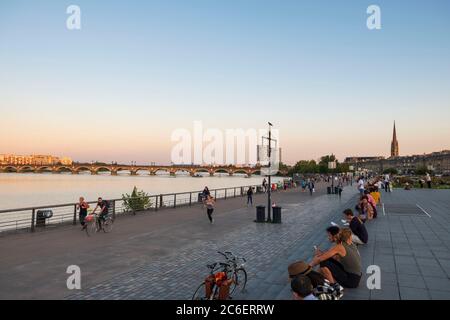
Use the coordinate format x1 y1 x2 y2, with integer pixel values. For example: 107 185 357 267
230 268 247 295
102 217 114 233
85 220 97 237
192 283 207 300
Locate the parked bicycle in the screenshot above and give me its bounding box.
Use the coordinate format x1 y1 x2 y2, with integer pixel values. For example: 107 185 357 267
217 251 247 295
191 251 247 300
85 212 114 237
192 262 233 300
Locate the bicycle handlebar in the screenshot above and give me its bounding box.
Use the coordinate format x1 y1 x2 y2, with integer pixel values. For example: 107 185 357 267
217 251 246 263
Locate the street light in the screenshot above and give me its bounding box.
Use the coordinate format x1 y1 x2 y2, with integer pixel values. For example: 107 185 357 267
262 122 275 222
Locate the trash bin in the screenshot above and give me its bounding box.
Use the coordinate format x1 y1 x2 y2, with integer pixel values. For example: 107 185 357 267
255 205 266 223
272 206 282 223
36 210 53 227
327 186 332 194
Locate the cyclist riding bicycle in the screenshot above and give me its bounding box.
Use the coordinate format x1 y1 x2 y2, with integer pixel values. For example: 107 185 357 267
91 197 109 231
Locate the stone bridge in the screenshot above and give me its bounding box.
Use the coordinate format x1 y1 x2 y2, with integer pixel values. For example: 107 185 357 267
0 164 274 177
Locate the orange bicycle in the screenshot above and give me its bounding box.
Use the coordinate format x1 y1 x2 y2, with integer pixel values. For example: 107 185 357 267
192 262 233 300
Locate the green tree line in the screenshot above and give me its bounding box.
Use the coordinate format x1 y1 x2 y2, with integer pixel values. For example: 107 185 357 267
285 155 350 175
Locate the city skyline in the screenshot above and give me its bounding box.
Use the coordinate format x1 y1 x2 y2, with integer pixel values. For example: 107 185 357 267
1 0 450 164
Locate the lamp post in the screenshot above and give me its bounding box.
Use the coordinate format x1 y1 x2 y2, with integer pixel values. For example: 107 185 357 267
263 122 275 222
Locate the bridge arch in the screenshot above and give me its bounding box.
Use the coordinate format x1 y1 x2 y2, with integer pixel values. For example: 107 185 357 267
153 168 171 175
213 168 232 176
35 166 53 173
192 168 210 176
95 167 112 174
233 169 249 175
174 169 191 176
17 166 34 173
3 166 18 173
55 166 73 173
134 168 150 176
74 166 91 174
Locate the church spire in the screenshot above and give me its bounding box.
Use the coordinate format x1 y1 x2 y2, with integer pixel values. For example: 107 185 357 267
391 121 399 157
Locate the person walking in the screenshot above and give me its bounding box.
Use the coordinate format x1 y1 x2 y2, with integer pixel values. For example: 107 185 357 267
77 197 90 230
205 195 215 224
201 186 210 207
247 187 254 207
426 173 432 189
384 174 390 192
308 179 315 196
357 177 365 195
262 178 267 193
338 179 344 197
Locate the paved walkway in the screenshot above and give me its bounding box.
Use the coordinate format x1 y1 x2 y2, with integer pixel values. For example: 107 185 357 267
0 182 344 299
3 185 448 300
235 189 450 300
344 189 450 300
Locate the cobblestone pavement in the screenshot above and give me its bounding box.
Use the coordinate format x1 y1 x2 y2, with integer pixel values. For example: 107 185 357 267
1 182 343 299
67 188 357 300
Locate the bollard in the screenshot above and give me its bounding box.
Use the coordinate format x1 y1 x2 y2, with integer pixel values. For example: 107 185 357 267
255 205 266 223
272 206 282 223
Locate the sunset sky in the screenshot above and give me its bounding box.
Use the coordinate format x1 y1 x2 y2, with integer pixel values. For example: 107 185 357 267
1 0 449 165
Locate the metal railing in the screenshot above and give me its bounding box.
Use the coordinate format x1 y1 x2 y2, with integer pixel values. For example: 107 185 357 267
0 184 277 234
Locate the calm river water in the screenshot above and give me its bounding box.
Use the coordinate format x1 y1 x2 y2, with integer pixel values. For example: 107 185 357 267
0 173 283 210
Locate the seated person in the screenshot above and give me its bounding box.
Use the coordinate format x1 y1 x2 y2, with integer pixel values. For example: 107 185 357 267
288 261 344 300
343 209 368 245
357 195 374 221
404 182 412 190
325 225 340 243
364 190 378 218
310 228 362 288
370 187 381 204
291 275 317 300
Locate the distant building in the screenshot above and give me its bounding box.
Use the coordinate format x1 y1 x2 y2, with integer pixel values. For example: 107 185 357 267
347 150 450 174
344 156 385 163
344 123 449 174
0 154 72 166
60 157 73 165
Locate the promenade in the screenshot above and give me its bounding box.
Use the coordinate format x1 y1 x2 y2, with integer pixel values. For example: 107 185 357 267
236 189 450 300
1 184 449 300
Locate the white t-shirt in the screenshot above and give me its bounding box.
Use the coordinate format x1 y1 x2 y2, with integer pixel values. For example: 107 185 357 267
358 179 364 190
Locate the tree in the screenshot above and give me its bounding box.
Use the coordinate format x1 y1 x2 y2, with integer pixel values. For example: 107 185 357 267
415 165 432 175
289 160 318 174
383 168 398 175
122 186 152 213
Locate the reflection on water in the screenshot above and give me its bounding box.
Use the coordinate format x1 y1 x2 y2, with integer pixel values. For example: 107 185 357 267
0 173 283 210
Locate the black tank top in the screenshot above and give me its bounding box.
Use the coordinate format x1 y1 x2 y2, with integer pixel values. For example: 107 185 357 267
79 203 88 215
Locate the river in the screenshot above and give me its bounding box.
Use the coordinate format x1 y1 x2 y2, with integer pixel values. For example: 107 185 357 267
0 173 284 210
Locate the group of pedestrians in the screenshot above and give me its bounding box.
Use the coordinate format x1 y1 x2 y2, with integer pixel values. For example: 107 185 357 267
300 178 315 195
